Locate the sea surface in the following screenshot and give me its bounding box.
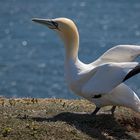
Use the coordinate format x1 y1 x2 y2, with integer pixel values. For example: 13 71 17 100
0 0 140 98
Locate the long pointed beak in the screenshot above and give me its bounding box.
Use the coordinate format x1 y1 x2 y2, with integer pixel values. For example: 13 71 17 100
32 18 58 30
32 18 51 25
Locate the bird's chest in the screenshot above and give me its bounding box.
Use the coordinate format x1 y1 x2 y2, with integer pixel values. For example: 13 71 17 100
65 74 89 98
64 68 84 96
65 72 82 94
64 59 93 97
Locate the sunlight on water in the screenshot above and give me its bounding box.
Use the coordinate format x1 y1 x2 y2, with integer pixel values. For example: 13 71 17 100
0 0 140 98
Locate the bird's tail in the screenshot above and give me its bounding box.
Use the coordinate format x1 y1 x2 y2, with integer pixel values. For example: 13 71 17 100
110 83 140 113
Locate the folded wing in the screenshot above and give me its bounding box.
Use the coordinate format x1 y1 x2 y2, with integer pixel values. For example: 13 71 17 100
82 62 138 97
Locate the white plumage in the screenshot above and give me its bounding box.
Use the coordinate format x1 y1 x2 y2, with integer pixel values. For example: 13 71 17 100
32 18 140 114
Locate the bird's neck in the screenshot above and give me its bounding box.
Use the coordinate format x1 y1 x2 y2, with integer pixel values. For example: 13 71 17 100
65 42 79 62
63 28 79 62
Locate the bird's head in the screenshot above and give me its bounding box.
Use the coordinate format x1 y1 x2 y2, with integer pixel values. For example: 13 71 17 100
32 18 79 47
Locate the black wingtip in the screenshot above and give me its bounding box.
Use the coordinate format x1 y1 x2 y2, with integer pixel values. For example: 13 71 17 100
123 64 140 82
93 95 102 98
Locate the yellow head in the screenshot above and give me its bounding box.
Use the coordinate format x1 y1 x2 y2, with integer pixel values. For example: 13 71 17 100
32 17 79 59
32 18 79 47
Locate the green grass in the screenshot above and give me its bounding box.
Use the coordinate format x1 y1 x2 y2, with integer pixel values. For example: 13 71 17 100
0 97 139 140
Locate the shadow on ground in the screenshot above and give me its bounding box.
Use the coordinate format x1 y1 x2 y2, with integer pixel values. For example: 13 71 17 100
27 112 139 140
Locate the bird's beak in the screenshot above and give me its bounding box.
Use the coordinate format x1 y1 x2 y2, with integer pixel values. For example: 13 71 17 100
32 18 58 30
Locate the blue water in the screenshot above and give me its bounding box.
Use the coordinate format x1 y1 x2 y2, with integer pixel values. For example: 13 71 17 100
0 0 140 98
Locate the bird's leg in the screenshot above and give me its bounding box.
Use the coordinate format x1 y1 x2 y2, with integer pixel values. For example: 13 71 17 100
91 107 101 115
111 106 116 115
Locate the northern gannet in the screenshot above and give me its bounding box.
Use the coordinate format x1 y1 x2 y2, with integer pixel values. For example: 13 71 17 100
32 17 140 114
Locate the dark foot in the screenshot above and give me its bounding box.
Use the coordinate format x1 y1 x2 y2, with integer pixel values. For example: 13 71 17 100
91 107 101 115
111 106 116 115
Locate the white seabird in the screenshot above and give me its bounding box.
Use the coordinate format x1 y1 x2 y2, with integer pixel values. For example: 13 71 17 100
32 17 140 114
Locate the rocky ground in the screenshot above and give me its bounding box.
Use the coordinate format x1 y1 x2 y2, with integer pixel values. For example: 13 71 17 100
0 97 139 140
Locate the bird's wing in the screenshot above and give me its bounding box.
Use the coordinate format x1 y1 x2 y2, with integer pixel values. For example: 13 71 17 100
99 45 140 62
109 83 140 112
82 62 139 97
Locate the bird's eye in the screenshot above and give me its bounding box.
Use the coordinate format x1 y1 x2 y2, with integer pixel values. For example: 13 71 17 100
51 21 58 29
